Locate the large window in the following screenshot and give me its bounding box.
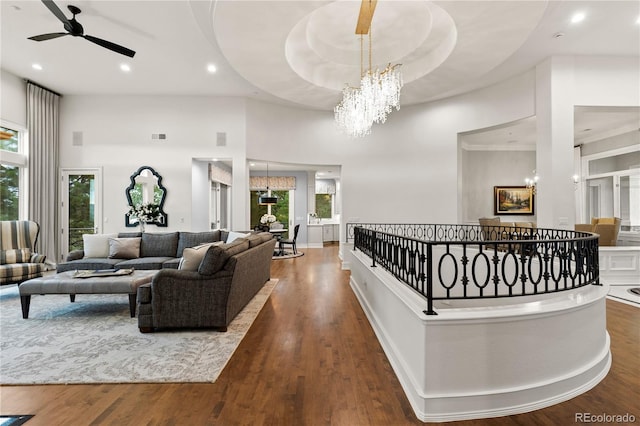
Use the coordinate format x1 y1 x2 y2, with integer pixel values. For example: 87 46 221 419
250 190 291 228
0 125 27 220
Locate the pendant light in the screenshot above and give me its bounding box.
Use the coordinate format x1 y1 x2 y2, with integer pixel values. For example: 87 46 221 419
258 162 278 205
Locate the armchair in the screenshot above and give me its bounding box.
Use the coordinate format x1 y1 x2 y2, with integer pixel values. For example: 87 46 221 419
0 221 47 284
575 217 621 246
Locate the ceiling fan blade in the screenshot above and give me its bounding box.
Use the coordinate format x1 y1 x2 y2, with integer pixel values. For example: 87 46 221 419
28 32 69 41
84 35 136 58
41 0 70 25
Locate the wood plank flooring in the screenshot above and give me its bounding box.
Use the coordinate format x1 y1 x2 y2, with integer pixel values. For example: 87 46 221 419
1 245 638 425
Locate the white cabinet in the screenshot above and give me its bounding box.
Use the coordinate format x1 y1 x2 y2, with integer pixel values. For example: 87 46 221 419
322 224 339 242
307 225 324 248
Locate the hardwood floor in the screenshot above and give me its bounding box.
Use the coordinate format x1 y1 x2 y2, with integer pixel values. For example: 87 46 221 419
1 245 638 425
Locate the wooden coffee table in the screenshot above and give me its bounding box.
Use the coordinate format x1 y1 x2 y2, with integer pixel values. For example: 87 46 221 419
18 269 157 319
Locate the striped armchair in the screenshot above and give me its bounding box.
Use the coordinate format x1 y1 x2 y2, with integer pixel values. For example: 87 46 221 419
0 221 47 284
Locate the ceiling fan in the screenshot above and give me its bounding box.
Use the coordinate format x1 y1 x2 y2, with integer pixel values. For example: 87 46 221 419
28 0 136 58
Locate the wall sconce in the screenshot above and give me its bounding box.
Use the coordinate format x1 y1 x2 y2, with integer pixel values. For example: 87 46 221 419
573 174 580 190
525 171 539 195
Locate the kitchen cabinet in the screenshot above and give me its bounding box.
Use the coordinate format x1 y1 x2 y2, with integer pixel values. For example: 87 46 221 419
322 224 339 242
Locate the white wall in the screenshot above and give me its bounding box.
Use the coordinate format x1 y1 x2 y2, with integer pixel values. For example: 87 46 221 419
460 149 536 223
59 95 248 233
0 69 26 127
246 70 536 229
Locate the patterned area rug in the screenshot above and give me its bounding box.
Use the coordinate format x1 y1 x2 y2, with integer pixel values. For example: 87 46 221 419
0 280 277 384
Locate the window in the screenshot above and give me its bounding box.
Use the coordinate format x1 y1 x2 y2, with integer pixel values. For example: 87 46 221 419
582 146 640 235
250 190 291 227
0 124 27 220
315 193 333 218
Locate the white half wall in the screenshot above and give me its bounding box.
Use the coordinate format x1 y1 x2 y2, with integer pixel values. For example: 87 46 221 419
347 249 611 422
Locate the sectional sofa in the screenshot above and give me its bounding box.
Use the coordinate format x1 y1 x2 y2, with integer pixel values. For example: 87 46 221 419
56 230 277 332
57 230 251 272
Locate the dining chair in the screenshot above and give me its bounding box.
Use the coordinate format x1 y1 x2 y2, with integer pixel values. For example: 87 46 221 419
279 224 300 255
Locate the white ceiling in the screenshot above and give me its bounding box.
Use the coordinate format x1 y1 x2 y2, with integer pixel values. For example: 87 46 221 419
2 0 639 148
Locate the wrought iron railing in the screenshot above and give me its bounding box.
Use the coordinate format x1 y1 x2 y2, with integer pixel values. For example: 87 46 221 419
348 223 600 315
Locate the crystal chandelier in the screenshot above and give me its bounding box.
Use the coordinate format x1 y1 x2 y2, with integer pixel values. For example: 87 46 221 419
335 1 403 137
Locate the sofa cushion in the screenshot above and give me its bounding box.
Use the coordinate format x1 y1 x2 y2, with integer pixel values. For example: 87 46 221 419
1 248 32 264
177 231 221 257
179 242 224 271
226 231 250 244
116 257 172 270
246 232 273 248
56 258 122 272
83 233 117 258
161 258 181 269
118 232 142 238
0 263 46 284
198 245 229 276
141 232 179 258
223 238 251 257
108 237 141 259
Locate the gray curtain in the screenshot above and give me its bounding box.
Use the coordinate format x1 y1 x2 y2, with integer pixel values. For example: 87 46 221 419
27 82 60 263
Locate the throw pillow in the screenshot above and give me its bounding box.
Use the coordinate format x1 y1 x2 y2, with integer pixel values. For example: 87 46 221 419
108 237 141 259
140 232 179 257
178 241 223 271
0 248 32 264
226 231 250 244
83 233 118 258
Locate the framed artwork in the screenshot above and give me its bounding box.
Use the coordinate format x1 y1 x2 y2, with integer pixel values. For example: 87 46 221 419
494 186 535 215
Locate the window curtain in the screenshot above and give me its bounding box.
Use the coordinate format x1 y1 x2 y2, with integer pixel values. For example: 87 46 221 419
27 82 60 263
250 176 296 191
316 179 336 194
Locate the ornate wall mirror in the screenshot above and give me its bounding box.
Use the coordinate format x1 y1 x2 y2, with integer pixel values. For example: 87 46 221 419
125 166 168 227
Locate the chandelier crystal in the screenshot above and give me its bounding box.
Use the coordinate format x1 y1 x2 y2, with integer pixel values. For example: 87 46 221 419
334 5 403 138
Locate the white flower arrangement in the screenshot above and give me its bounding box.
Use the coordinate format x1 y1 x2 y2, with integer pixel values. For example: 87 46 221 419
260 214 276 224
128 203 162 223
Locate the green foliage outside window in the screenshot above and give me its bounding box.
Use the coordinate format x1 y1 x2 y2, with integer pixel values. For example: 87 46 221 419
0 165 19 220
68 175 95 251
1 127 20 220
250 190 290 233
315 194 332 218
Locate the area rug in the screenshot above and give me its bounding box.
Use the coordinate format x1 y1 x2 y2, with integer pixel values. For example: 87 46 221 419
0 280 277 384
273 251 304 260
0 415 34 426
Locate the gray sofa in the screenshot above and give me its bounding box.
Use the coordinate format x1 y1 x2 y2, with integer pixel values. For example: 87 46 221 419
57 230 236 272
136 232 276 332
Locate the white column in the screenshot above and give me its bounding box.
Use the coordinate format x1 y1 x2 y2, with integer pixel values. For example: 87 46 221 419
535 57 576 229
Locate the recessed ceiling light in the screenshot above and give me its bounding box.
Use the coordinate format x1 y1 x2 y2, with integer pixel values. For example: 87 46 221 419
207 64 217 74
32 63 43 71
636 15 640 25
120 63 131 72
571 12 586 24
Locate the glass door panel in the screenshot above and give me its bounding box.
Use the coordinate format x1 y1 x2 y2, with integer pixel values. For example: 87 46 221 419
61 169 101 260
